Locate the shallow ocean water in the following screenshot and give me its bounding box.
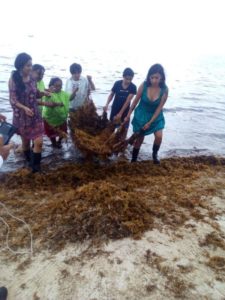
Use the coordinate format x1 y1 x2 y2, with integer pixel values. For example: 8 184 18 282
0 37 225 172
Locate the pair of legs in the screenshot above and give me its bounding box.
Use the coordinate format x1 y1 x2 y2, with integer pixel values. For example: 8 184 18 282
44 120 67 149
22 136 43 172
131 130 163 163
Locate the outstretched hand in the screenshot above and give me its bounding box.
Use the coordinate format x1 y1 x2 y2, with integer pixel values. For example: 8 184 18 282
113 114 122 124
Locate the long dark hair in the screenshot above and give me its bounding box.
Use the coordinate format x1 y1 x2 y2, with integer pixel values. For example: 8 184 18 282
146 64 166 88
12 53 32 98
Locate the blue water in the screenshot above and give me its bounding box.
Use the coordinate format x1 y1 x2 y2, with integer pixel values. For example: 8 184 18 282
0 36 225 172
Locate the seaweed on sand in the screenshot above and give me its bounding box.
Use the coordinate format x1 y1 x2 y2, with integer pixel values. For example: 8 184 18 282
0 157 224 252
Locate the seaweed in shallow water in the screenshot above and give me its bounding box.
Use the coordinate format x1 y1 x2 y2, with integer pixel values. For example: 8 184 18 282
69 101 128 158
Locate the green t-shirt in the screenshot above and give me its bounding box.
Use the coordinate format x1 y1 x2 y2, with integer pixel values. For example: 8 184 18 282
37 80 45 114
42 91 70 126
37 80 45 92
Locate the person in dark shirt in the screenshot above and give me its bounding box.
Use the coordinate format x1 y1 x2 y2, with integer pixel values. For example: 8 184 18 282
104 68 137 138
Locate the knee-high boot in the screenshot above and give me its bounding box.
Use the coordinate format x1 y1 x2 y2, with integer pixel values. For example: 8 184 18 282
152 143 160 164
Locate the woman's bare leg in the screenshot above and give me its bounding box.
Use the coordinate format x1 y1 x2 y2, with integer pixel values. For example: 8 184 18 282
21 137 31 165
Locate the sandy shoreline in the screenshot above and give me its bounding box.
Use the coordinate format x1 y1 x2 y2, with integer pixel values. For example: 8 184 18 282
0 157 225 299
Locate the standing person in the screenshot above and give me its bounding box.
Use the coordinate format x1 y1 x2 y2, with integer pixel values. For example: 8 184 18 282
103 68 137 138
124 64 169 164
65 63 95 111
8 53 50 172
42 77 70 148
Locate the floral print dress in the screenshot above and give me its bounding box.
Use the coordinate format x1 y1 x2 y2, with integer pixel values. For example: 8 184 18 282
9 78 44 140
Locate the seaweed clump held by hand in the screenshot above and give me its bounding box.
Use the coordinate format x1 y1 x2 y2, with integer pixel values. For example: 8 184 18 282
69 101 128 159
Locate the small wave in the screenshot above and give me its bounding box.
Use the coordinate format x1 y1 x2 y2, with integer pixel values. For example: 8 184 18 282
189 92 206 96
203 133 225 139
164 106 225 114
0 56 12 59
163 148 211 157
1 63 13 67
164 107 204 113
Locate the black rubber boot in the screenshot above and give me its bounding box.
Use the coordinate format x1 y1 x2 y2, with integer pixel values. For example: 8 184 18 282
24 150 31 161
131 147 140 162
152 144 160 164
31 152 42 173
23 150 31 167
0 286 8 300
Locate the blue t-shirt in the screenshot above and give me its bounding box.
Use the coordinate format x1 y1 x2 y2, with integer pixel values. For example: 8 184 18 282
110 80 137 121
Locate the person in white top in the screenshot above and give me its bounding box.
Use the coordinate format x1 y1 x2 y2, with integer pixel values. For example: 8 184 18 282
0 114 14 168
65 63 95 111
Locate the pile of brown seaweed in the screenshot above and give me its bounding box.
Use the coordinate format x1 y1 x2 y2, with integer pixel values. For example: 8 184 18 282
0 156 224 252
69 101 127 158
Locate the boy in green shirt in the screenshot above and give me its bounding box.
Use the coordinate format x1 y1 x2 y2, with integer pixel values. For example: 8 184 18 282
42 77 70 148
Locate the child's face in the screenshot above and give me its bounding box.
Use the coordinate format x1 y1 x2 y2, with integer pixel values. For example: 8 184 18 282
37 69 45 81
72 72 81 81
32 70 38 81
32 69 44 81
53 80 62 93
22 60 32 76
123 76 133 85
149 72 161 87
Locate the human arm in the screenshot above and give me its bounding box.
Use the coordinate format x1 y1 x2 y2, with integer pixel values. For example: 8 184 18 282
142 89 169 131
8 78 34 117
37 99 63 107
36 89 52 99
69 87 79 101
87 75 95 91
123 83 144 123
103 92 115 112
114 93 136 122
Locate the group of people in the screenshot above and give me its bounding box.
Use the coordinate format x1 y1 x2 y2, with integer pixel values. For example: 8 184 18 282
0 52 169 172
